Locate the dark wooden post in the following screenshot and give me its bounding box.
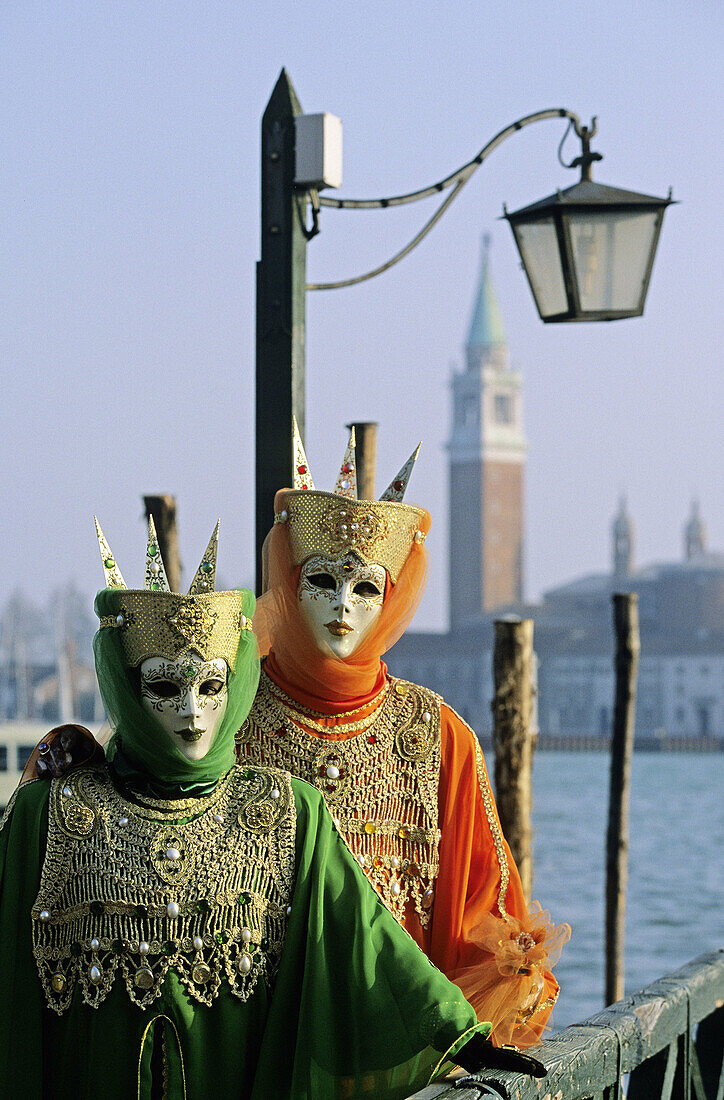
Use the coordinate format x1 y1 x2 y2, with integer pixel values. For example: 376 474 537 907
255 69 308 595
492 617 536 903
605 592 640 1005
347 421 378 500
143 495 181 593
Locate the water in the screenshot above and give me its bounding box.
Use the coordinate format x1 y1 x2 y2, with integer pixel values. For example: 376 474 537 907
529 752 724 1030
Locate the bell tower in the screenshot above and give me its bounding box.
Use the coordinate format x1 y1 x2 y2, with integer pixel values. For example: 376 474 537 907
448 236 526 627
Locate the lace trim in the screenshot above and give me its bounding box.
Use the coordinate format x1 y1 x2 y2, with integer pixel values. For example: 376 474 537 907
240 674 442 925
33 764 295 1014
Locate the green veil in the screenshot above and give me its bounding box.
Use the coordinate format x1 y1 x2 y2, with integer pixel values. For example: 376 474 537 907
93 587 259 788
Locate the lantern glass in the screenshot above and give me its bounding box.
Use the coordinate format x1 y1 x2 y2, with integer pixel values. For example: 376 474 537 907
566 209 662 314
511 218 568 319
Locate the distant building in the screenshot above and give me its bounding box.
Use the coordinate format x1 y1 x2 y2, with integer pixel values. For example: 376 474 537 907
388 242 724 745
449 235 526 625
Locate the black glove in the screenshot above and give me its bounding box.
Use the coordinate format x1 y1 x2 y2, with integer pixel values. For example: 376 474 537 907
454 1032 546 1078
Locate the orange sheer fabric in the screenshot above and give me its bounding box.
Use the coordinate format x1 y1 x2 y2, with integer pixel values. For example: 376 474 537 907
253 489 431 704
415 705 570 1047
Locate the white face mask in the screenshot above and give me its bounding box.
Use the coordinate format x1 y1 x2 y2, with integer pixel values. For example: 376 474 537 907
297 554 387 658
139 656 229 762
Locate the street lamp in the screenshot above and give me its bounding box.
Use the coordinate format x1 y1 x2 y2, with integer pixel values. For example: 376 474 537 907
255 71 675 588
503 119 674 322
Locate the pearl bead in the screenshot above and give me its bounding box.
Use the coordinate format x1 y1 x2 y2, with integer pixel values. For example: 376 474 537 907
240 615 247 628
271 788 280 800
212 813 223 823
414 530 424 543
390 856 400 869
115 614 125 627
241 928 252 943
391 882 401 897
149 562 160 575
139 942 150 955
118 817 129 827
193 936 204 952
326 765 340 780
422 711 431 724
200 581 208 590
39 910 51 923
90 938 100 952
341 479 350 490
238 954 252 975
62 786 72 798
422 888 435 909
280 510 288 522
89 965 102 985
286 905 292 916
166 848 181 862
167 902 180 919
357 854 366 867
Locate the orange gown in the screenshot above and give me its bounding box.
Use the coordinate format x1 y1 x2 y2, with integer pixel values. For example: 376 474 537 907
239 654 568 1047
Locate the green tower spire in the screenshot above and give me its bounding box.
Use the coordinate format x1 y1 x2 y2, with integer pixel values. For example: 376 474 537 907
466 233 506 354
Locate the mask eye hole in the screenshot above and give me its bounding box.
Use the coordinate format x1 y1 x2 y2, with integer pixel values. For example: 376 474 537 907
146 679 181 699
199 678 225 697
353 581 382 598
307 572 336 591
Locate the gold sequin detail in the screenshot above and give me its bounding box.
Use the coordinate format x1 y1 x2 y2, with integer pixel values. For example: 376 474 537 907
279 490 426 583
33 765 295 1015
96 590 249 670
240 674 441 925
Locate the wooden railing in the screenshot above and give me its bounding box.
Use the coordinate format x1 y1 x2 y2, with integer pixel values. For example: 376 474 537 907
411 949 724 1100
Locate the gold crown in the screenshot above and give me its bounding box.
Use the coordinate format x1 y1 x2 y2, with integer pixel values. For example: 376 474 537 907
274 421 427 583
94 517 252 670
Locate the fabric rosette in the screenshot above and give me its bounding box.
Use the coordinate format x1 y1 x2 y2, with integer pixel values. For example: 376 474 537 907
449 902 571 1047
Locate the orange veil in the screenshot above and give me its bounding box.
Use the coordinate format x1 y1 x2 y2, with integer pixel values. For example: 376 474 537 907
253 489 432 705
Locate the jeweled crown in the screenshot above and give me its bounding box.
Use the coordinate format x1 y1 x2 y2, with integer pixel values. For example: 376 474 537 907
274 420 428 583
94 517 252 670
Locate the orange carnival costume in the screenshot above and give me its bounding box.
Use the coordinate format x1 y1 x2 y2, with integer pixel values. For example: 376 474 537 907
239 424 569 1047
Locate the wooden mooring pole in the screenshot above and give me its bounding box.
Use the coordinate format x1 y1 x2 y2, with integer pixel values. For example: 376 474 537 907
605 592 640 1005
492 617 536 904
143 495 181 593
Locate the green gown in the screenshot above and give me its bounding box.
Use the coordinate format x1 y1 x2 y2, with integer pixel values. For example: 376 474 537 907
0 769 487 1100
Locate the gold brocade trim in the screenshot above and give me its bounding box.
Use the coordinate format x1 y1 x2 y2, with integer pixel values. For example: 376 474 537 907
138 1015 186 1100
33 764 295 1015
445 705 510 919
239 673 442 925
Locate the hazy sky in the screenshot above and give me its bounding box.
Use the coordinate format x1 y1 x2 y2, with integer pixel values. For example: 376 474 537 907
1 0 721 629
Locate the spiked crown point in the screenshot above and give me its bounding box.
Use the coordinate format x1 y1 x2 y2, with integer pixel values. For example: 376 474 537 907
292 416 315 490
188 520 220 595
95 516 127 589
144 515 171 592
379 443 421 502
333 426 357 498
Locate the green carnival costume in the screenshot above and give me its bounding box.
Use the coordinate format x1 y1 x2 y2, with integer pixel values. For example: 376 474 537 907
0 518 502 1100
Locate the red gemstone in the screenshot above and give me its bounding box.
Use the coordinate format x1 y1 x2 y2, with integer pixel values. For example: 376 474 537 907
301 483 308 490
342 463 352 473
393 480 403 491
297 465 307 474
368 735 377 744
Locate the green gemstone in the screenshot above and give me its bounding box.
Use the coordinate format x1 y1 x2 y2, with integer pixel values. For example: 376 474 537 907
161 940 176 956
200 561 213 574
70 942 83 958
148 545 158 557
135 904 149 919
111 938 125 955
239 892 250 905
183 664 196 680
215 931 229 945
89 901 104 917
151 583 160 591
104 558 115 569
243 770 254 781
196 899 211 915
